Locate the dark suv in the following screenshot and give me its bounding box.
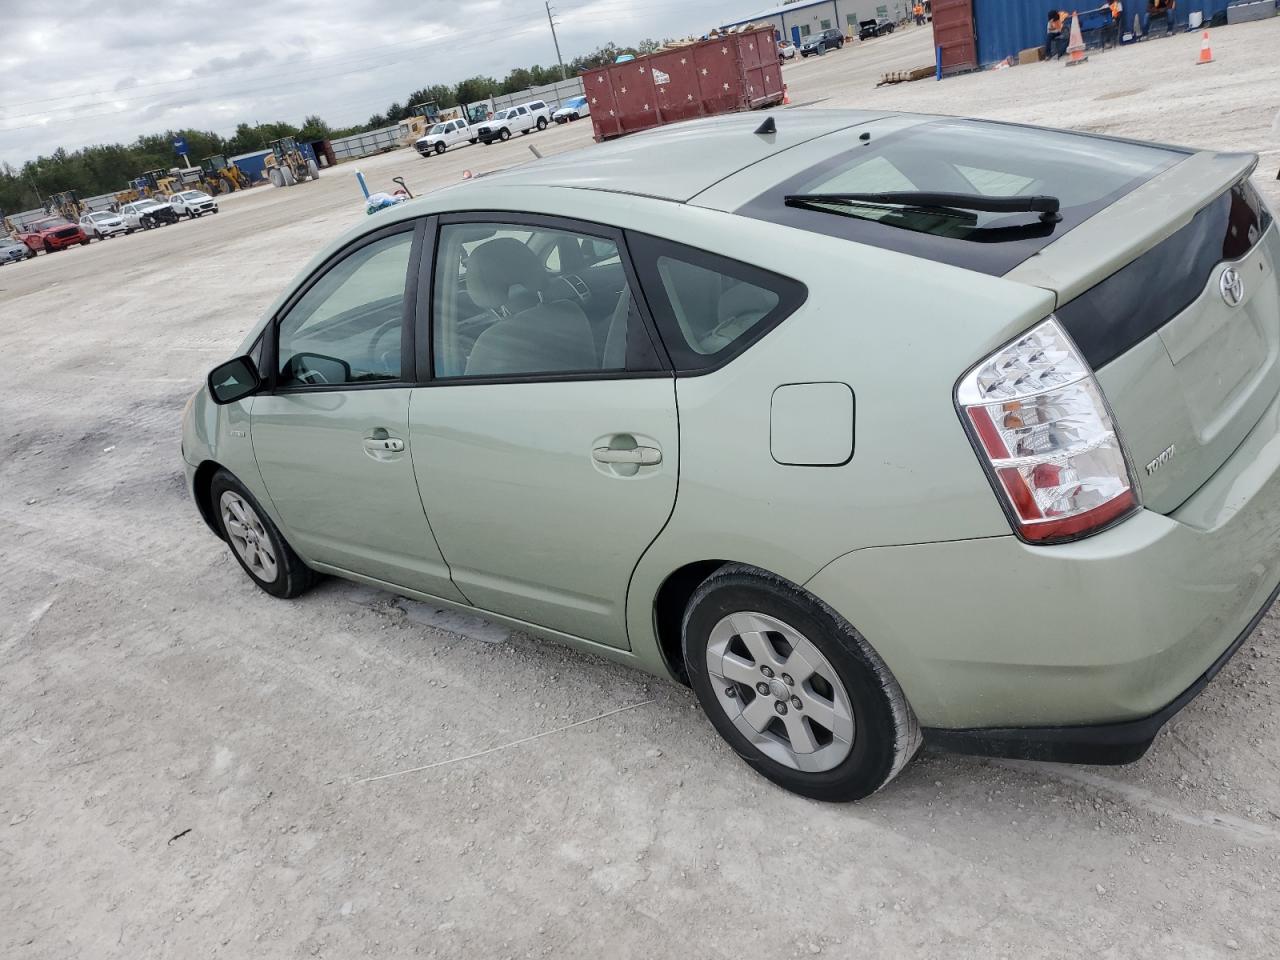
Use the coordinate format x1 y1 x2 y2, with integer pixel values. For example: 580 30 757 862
799 28 845 56
859 18 895 39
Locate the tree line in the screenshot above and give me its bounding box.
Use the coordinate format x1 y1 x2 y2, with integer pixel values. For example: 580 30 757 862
1 38 666 218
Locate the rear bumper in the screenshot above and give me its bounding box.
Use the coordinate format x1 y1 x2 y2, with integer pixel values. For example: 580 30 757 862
805 383 1280 737
923 574 1277 763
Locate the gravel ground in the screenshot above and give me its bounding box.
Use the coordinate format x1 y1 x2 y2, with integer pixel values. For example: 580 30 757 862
3 20 1280 959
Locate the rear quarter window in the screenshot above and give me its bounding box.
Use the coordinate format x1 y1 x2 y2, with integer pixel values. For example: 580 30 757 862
628 233 806 373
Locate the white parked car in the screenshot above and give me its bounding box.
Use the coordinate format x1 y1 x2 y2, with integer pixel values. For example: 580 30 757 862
553 96 590 123
168 189 219 218
119 198 178 230
79 211 129 239
778 40 798 60
415 118 476 157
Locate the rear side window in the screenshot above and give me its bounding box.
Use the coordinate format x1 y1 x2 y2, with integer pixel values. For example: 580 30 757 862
628 234 806 372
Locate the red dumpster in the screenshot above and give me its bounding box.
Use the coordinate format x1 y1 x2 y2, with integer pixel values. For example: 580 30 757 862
583 26 785 142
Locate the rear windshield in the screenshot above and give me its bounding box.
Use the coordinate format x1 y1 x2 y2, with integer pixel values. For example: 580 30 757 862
739 119 1186 275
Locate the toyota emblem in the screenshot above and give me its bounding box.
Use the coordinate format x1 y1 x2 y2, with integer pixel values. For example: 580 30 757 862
1220 267 1245 307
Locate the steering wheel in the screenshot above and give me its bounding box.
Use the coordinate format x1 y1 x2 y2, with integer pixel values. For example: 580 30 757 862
366 318 401 376
295 366 331 386
554 273 592 305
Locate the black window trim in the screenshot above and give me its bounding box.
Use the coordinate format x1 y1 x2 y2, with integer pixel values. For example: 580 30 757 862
264 218 423 396
624 230 809 377
420 209 673 387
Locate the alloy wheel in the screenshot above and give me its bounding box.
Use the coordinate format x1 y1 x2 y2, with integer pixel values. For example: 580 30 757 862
704 611 855 772
219 491 279 582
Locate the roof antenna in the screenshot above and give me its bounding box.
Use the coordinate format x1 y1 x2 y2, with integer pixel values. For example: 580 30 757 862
754 116 777 136
528 144 543 159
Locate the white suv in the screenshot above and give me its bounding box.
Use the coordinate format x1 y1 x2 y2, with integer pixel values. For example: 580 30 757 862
415 118 477 157
168 190 219 218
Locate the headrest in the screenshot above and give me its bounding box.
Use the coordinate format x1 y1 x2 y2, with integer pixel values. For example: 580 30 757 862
466 237 547 309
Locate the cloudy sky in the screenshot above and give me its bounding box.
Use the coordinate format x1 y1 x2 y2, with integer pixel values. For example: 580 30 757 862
0 0 751 167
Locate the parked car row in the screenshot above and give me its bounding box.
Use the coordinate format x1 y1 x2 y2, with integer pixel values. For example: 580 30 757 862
415 98 582 158
776 20 896 62
4 189 221 260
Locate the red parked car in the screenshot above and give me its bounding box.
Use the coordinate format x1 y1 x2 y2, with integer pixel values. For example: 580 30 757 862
19 217 88 254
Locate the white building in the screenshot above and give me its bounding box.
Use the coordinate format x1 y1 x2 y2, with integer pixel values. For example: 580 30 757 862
720 0 903 45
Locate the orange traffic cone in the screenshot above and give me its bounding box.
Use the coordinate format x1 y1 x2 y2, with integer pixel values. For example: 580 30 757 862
782 84 791 105
1196 30 1213 64
1065 12 1088 65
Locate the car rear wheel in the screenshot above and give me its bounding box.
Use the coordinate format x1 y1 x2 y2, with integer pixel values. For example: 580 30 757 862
537 117 548 130
210 469 317 599
682 565 921 802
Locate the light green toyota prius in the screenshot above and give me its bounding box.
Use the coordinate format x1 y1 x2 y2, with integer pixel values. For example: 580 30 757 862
184 111 1279 801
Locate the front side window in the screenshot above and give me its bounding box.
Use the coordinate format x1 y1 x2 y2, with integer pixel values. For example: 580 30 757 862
276 230 413 388
628 234 806 372
433 221 659 379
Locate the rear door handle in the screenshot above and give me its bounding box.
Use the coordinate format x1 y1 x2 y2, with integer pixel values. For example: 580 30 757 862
592 446 661 466
364 436 405 453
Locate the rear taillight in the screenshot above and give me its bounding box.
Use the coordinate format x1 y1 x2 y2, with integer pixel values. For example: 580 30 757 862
957 317 1138 544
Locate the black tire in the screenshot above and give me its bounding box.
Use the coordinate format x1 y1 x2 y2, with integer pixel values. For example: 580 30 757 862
434 141 446 155
536 116 548 130
682 564 921 802
469 137 478 144
26 248 36 260
209 469 317 599
499 128 511 141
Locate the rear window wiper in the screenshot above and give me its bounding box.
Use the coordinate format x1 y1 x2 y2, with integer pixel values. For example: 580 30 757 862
784 191 1063 223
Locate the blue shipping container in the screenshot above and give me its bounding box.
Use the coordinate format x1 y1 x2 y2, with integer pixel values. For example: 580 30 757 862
972 0 1235 67
227 149 272 184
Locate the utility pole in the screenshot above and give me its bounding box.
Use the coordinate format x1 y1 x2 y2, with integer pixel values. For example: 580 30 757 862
546 1 566 80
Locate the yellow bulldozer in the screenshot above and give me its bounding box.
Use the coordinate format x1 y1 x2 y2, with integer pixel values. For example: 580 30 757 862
199 155 249 195
263 137 319 188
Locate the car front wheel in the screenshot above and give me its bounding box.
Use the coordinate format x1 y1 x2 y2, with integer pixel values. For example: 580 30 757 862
682 565 921 802
210 469 317 599
499 128 511 141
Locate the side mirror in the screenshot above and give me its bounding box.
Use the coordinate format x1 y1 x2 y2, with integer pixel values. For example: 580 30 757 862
208 355 262 405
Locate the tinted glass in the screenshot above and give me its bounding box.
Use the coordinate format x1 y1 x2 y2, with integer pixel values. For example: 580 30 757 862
433 222 657 378
1058 178 1274 368
740 119 1185 275
276 231 413 387
629 234 806 372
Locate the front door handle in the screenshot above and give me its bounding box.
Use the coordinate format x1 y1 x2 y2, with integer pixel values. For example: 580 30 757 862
592 446 661 466
364 436 405 453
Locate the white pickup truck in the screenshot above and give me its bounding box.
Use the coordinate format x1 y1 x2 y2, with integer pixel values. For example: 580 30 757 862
475 100 551 144
415 118 478 157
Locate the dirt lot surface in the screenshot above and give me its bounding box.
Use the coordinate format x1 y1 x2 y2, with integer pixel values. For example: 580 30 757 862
4 19 1280 959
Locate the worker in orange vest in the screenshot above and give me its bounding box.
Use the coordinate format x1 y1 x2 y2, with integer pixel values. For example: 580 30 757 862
1044 9 1068 59
913 2 925 25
